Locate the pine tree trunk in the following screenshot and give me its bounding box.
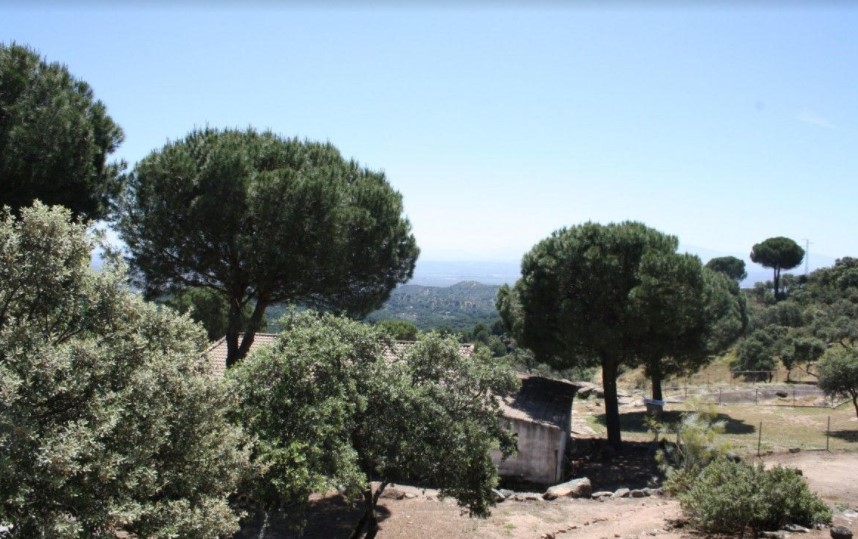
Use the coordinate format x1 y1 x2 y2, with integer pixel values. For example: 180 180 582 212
852 393 858 419
602 357 622 448
225 296 269 367
651 375 663 401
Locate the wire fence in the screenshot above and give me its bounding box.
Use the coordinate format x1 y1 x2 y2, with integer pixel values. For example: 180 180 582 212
617 381 857 456
739 413 857 456
659 383 838 408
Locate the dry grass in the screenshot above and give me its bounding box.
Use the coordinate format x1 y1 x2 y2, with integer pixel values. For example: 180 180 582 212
578 349 858 456
581 398 858 455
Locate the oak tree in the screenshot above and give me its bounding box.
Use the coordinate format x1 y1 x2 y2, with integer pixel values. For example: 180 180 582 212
230 312 517 538
0 204 250 537
817 345 858 418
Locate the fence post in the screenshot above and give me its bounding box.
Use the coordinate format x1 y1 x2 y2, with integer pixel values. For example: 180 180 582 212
755 388 758 405
826 416 831 452
757 421 763 457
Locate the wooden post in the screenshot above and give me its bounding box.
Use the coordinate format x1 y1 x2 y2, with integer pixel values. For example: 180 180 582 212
757 421 763 457
826 416 831 452
755 388 758 405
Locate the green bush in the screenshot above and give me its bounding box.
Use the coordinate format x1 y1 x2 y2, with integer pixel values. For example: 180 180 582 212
679 459 831 536
654 403 731 494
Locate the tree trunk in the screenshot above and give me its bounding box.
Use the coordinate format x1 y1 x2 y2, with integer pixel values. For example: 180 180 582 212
651 374 663 401
348 483 387 539
602 357 622 448
852 393 858 419
773 267 781 301
224 298 243 368
225 296 269 368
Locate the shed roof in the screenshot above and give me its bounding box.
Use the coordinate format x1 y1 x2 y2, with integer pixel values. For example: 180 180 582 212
498 374 578 430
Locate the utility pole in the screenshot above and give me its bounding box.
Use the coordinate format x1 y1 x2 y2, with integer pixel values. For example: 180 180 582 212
802 238 812 276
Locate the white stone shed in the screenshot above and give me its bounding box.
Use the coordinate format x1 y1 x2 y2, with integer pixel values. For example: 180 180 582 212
492 375 578 485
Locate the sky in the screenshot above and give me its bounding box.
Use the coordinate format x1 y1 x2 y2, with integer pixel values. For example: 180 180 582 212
3 2 857 274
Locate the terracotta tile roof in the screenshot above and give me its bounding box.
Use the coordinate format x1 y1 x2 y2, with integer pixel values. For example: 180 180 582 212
204 333 279 377
498 374 578 430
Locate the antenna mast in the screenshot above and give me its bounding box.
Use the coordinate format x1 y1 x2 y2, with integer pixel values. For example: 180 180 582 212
802 238 812 275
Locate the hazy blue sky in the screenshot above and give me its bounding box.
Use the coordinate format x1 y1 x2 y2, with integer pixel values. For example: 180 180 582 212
3 3 857 270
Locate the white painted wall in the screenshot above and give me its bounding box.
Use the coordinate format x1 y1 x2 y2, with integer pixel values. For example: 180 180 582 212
492 418 568 485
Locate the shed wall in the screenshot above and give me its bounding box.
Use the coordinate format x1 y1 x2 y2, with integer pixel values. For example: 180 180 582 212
492 418 567 485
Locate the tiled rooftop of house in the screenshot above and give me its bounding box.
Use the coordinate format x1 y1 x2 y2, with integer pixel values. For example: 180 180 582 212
204 333 279 377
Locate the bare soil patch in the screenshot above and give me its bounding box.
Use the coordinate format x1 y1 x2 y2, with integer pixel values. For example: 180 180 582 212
240 450 857 538
238 398 858 538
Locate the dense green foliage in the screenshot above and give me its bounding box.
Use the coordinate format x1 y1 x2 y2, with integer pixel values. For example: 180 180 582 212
735 256 858 382
678 460 831 536
498 222 742 446
373 318 420 340
118 128 418 366
229 312 518 537
460 320 508 357
366 281 501 331
0 44 124 220
735 326 782 378
817 346 858 417
705 255 747 282
750 237 805 300
658 406 831 535
165 287 264 341
634 256 745 399
0 204 250 538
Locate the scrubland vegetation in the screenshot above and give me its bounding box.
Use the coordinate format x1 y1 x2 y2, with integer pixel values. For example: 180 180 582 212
2 42 856 538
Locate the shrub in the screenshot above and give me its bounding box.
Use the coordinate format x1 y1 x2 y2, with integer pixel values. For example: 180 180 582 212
679 460 831 536
0 204 251 538
654 403 731 494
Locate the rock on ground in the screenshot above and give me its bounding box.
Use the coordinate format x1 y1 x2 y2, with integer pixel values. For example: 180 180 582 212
543 478 592 500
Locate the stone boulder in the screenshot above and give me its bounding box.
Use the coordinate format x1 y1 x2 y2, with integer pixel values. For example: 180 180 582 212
612 488 630 499
379 487 407 500
831 526 853 539
543 478 592 500
575 382 600 399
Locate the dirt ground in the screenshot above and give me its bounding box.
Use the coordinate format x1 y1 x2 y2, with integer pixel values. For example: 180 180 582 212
237 396 857 539
238 448 858 539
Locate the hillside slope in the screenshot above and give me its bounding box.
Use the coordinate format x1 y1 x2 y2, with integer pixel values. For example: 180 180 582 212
367 281 501 330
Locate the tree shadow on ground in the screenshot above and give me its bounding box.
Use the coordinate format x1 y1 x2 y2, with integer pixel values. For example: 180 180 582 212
569 439 663 492
234 495 391 538
829 429 858 443
593 410 756 435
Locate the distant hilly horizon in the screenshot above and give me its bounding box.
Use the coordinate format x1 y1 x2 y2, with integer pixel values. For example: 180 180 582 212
92 244 840 290
410 246 838 289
